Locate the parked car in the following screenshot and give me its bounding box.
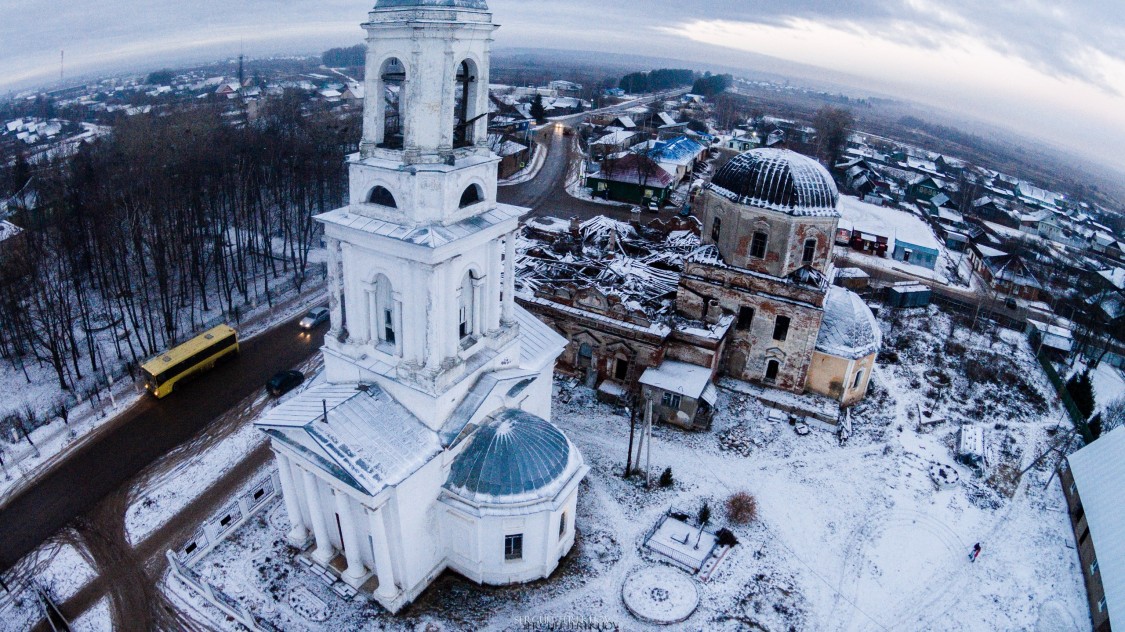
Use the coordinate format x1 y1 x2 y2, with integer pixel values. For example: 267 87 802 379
299 306 329 330
267 370 305 397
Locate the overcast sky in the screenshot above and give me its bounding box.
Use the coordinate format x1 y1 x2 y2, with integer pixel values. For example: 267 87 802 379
2 1 1123 173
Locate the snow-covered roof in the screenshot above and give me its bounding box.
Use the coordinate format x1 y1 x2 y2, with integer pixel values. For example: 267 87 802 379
834 267 869 279
317 199 523 249
816 287 882 359
1026 320 1074 352
709 149 840 218
1099 268 1125 291
837 196 941 252
648 136 706 167
0 220 22 243
591 130 639 146
513 304 566 373
1066 426 1125 626
639 360 715 403
443 409 583 505
258 383 441 496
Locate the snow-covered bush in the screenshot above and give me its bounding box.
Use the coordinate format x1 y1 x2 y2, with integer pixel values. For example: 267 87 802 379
725 491 758 525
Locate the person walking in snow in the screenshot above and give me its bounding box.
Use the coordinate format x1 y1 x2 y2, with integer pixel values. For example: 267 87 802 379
970 542 982 562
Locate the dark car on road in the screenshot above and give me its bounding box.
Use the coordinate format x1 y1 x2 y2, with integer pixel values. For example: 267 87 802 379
267 370 304 397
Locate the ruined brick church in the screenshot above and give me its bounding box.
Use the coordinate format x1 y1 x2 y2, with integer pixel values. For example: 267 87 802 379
519 149 882 427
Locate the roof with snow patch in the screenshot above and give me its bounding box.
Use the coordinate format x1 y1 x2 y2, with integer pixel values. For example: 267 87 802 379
816 287 882 359
1066 426 1125 627
257 383 441 496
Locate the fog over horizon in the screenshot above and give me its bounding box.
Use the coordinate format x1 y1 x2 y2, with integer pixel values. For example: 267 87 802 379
2 0 1124 176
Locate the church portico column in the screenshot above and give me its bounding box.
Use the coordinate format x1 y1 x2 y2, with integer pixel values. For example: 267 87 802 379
392 292 405 358
334 491 368 586
486 239 502 333
366 507 398 600
303 470 334 565
471 276 485 337
326 238 344 338
274 451 308 547
503 232 516 322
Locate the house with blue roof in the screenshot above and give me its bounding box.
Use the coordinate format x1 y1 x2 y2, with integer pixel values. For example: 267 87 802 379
643 135 708 185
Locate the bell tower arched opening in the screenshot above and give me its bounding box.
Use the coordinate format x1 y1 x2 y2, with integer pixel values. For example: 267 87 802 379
453 59 481 149
376 57 406 150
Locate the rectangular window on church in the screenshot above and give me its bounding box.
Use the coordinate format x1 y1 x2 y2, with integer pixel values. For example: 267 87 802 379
803 238 816 264
505 534 523 560
773 316 791 341
384 308 395 344
737 306 755 330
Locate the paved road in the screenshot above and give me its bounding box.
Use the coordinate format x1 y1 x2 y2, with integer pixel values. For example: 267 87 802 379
0 314 325 571
498 90 694 225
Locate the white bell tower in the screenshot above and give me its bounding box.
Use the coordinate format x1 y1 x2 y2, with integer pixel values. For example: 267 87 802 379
317 0 525 426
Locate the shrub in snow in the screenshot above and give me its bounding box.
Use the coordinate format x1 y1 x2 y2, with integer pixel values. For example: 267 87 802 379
716 528 739 547
1066 370 1095 420
698 501 711 527
659 467 674 488
725 491 758 525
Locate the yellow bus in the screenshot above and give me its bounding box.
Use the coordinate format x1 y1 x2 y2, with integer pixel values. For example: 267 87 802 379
141 324 240 398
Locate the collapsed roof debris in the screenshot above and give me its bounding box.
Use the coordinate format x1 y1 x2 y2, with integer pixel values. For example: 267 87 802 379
516 215 701 318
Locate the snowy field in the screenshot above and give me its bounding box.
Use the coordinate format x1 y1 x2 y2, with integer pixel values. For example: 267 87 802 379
164 304 1091 631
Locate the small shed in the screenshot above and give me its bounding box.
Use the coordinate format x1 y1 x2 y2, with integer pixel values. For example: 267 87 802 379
639 361 718 430
886 283 931 308
834 267 870 291
956 425 985 465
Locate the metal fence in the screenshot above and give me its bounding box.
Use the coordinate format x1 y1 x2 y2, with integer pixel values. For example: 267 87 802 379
1035 350 1094 443
175 470 280 566
641 508 720 574
166 551 280 632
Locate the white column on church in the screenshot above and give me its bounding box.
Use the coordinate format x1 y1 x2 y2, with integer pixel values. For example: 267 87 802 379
503 232 516 322
486 239 502 333
426 264 446 369
274 452 308 547
392 292 405 358
471 276 485 337
366 507 398 600
326 238 343 338
334 491 368 586
302 470 334 564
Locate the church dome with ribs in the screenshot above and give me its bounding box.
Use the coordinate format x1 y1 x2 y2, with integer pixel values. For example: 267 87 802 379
709 148 840 217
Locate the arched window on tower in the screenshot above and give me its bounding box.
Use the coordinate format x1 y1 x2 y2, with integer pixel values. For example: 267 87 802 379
459 184 484 208
803 238 817 264
370 274 397 350
711 217 722 242
368 186 397 208
378 57 406 149
764 359 781 382
453 60 480 149
458 270 480 343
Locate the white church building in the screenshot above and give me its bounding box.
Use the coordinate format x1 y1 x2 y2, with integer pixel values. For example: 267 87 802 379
256 0 587 613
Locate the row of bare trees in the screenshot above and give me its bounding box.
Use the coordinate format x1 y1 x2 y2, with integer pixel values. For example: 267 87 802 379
0 95 357 400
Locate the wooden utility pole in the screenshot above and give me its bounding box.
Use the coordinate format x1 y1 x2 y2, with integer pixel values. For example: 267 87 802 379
644 400 653 488
625 397 637 477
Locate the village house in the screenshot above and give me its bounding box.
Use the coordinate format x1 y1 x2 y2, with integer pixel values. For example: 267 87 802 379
1060 426 1125 632
585 153 675 206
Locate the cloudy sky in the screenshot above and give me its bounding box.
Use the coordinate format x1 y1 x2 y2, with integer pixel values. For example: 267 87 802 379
2 1 1123 173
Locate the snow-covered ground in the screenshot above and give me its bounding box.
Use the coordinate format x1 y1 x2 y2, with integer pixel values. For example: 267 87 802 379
164 304 1089 631
0 541 96 631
